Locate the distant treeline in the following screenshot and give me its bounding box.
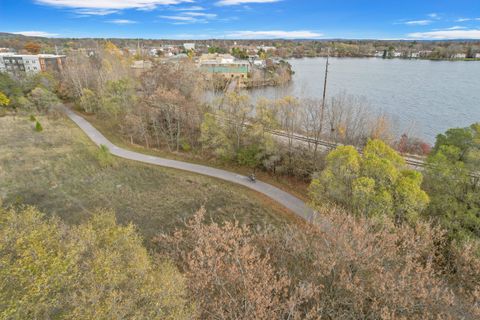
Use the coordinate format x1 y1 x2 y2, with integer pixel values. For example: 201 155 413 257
1 32 479 60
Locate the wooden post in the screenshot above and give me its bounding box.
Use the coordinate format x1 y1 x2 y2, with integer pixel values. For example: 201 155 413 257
319 49 329 138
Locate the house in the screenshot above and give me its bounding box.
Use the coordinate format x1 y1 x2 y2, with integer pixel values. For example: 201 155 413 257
198 53 250 79
453 53 466 59
149 48 159 57
0 53 65 75
199 53 235 64
418 50 433 58
257 45 276 52
183 43 196 51
248 55 266 68
199 61 250 79
160 44 181 56
475 53 480 59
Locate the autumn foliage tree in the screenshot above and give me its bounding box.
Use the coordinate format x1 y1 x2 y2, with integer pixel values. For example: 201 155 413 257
156 208 316 319
157 207 480 319
0 206 193 319
310 139 429 224
0 91 10 107
24 42 41 54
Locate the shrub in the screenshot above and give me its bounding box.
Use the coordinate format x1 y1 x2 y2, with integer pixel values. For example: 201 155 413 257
0 206 194 319
34 121 43 132
157 207 480 319
96 144 115 168
156 208 316 319
28 87 61 113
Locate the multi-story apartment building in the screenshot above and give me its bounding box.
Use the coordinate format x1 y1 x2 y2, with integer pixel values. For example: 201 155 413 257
0 53 66 75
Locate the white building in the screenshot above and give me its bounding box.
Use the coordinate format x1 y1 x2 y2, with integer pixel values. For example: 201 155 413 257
257 45 276 52
0 53 65 74
0 52 14 72
476 53 480 59
199 53 235 64
453 53 466 59
183 43 196 51
22 55 42 73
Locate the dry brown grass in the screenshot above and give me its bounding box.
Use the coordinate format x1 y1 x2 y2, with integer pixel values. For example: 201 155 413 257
0 115 299 244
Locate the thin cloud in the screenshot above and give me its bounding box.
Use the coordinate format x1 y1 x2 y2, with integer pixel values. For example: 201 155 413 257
74 8 118 15
404 20 432 26
34 0 194 15
174 6 205 11
216 0 281 6
446 26 466 30
108 19 137 24
408 29 480 40
456 17 480 22
159 10 217 24
160 15 197 21
12 31 59 37
227 30 323 39
182 12 217 18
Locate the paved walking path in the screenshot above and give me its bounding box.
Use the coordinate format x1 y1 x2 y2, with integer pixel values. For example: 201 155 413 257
64 107 315 221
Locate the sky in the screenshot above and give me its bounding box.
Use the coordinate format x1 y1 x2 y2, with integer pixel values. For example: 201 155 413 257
1 0 480 40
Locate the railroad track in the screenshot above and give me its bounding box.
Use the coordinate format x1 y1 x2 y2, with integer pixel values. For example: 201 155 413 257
265 128 427 168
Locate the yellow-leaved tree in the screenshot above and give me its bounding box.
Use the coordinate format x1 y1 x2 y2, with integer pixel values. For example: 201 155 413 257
0 91 10 107
310 139 429 224
0 206 194 319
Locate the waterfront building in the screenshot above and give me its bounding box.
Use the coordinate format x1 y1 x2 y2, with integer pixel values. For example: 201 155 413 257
198 53 250 79
0 53 65 75
183 43 196 51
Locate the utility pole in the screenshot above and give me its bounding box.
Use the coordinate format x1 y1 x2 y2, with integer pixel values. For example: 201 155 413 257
319 48 329 137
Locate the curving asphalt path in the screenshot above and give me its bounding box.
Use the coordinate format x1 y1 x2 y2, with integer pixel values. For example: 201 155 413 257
63 107 315 221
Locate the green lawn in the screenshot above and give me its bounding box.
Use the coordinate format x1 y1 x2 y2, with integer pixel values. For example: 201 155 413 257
0 115 299 245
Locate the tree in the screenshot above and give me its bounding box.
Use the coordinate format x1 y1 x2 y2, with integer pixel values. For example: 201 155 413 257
201 92 253 161
0 73 23 100
310 139 429 224
28 87 61 113
101 79 135 119
0 206 193 319
134 62 205 151
79 88 99 113
275 96 301 172
0 91 10 107
157 207 480 319
424 123 480 241
24 42 41 54
157 208 314 319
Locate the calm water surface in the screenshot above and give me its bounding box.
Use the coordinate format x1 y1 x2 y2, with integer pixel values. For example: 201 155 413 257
248 58 480 143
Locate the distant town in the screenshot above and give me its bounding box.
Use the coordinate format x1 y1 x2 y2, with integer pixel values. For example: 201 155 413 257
2 33 480 94
0 38 295 89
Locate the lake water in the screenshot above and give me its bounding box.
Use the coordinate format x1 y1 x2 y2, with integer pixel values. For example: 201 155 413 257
248 58 480 143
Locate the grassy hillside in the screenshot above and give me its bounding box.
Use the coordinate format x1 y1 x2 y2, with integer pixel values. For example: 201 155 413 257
0 115 299 244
